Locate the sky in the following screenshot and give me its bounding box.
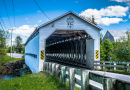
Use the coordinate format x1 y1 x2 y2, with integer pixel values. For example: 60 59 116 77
0 0 130 45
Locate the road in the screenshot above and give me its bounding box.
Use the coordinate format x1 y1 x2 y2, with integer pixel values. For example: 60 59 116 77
7 53 23 58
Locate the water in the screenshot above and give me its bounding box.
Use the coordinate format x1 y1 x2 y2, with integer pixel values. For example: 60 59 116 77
0 75 19 81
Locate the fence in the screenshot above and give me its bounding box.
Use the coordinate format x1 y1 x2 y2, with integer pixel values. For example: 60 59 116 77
43 62 130 90
94 61 130 72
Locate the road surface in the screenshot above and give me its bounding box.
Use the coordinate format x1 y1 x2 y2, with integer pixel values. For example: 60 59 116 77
7 53 23 58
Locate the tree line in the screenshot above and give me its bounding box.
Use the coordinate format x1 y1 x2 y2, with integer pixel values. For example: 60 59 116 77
100 31 130 62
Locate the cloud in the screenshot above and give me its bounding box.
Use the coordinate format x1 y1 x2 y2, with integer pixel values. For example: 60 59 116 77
25 18 28 20
9 24 38 37
37 11 41 12
110 0 130 6
79 6 129 26
129 14 130 18
38 20 42 22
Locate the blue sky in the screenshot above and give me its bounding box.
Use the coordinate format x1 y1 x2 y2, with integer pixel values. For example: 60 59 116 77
0 0 130 44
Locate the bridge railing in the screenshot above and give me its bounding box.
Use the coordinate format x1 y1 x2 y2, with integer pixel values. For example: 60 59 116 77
94 61 130 72
43 62 130 90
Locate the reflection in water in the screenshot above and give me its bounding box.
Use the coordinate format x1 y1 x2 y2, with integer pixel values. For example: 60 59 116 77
0 75 19 81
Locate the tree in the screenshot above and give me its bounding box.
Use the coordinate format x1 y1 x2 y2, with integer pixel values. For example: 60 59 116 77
113 31 130 61
79 15 97 25
100 44 105 60
0 30 9 65
103 39 113 61
15 36 22 53
100 33 104 44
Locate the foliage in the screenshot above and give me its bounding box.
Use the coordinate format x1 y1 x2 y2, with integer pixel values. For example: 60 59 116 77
79 15 97 25
100 31 130 62
15 36 23 53
112 31 130 61
0 72 80 90
0 30 9 65
103 39 113 61
100 32 103 44
100 44 105 60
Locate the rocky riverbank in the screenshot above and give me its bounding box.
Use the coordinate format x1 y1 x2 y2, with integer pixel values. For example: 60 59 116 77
0 59 30 76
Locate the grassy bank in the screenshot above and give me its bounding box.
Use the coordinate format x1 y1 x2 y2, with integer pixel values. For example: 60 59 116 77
0 72 80 90
4 56 23 64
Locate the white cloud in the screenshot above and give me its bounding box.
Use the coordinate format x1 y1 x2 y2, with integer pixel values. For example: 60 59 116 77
9 24 38 37
95 17 123 26
79 6 129 26
110 0 130 6
37 11 41 12
129 14 130 18
25 18 28 20
38 20 42 22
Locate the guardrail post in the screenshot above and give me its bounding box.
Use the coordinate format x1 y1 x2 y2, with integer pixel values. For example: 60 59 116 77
69 68 75 90
113 63 116 71
49 63 52 74
101 62 103 70
125 64 129 72
56 64 60 79
43 62 47 72
81 70 89 90
61 66 66 85
47 63 49 73
103 63 105 70
52 63 56 75
103 78 116 90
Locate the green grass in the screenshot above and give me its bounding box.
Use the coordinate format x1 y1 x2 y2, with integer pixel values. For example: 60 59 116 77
0 72 80 90
4 56 23 64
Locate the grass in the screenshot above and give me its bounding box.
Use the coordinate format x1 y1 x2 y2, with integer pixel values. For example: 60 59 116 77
0 72 80 90
4 56 23 64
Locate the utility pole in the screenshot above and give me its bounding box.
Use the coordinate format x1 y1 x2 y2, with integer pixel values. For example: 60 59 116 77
8 28 15 60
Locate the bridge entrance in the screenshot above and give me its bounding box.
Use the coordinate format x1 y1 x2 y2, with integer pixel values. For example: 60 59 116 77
45 30 94 69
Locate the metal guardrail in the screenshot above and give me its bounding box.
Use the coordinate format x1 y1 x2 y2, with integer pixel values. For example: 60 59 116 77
94 61 130 72
43 62 130 90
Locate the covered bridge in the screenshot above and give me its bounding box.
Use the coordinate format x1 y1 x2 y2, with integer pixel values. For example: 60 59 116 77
25 11 102 73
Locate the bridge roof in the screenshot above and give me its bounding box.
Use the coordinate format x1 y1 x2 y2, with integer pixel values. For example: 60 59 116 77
25 11 102 45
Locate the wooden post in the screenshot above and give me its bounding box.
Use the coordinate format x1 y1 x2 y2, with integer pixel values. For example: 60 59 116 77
43 62 47 72
49 63 52 74
52 63 56 75
101 62 103 70
113 63 116 71
56 64 60 79
69 68 75 90
81 70 89 90
103 78 116 90
47 63 49 73
103 63 105 70
61 66 66 85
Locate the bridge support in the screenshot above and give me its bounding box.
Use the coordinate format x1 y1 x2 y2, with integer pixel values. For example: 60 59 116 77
86 39 94 69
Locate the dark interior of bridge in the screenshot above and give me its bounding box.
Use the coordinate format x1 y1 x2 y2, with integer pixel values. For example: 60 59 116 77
45 30 92 67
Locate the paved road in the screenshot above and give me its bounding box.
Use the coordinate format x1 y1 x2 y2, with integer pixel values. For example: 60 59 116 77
7 53 23 58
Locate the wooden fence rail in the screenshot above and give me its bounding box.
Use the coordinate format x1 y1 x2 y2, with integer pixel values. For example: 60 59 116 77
94 61 130 72
43 62 130 90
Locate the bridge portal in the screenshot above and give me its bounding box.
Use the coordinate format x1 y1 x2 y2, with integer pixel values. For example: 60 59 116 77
25 11 102 73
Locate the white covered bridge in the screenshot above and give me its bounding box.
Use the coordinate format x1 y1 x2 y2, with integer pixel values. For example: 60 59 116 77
25 11 102 73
